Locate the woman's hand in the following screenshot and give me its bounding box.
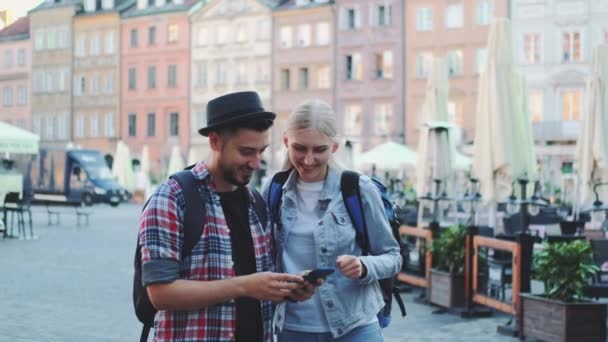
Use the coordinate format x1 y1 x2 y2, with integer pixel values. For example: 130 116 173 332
336 255 367 279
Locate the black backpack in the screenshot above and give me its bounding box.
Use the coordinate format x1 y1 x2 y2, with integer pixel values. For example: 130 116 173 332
133 170 267 342
268 170 406 328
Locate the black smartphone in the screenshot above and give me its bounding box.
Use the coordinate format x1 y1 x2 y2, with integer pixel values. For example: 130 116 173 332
303 267 335 283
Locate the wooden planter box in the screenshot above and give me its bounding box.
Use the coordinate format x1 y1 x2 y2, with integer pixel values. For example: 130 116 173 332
521 293 607 342
429 269 465 308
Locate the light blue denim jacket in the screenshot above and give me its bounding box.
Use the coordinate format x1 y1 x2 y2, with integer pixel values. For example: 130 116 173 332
262 167 402 338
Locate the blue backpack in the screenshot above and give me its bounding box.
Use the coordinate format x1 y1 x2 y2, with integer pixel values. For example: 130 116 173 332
268 170 406 328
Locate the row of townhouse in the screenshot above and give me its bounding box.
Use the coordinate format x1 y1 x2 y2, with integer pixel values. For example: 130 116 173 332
1 0 607 174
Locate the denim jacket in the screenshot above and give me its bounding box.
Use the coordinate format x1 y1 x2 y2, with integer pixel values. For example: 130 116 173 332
262 167 402 338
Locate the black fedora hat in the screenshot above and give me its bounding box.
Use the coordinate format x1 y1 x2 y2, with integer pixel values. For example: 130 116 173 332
198 91 276 136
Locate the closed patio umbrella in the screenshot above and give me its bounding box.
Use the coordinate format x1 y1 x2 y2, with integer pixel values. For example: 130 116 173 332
112 141 135 192
575 45 608 209
166 146 184 177
472 18 537 225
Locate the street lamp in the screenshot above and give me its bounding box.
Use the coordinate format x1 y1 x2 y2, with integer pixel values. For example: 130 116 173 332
582 182 608 229
418 178 452 236
505 178 548 232
461 177 482 225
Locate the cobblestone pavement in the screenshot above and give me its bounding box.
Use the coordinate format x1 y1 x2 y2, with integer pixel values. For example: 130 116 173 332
1 204 520 342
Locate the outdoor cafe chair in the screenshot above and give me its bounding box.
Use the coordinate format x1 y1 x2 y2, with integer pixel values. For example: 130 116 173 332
3 192 33 239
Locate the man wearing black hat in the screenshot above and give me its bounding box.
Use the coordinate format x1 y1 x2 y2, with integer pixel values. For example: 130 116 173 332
138 91 316 342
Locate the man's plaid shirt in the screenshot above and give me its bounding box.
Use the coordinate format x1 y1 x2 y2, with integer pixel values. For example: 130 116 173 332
138 162 274 341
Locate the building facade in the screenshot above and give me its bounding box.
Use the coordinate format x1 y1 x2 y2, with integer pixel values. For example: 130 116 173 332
335 0 405 151
121 0 193 176
404 0 509 146
189 0 273 164
29 0 78 147
272 0 335 169
0 17 30 129
73 0 129 156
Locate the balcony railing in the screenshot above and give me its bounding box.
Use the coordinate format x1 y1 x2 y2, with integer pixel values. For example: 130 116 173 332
532 120 580 141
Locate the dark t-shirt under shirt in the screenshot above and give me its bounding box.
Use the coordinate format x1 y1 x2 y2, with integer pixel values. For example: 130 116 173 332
218 187 263 342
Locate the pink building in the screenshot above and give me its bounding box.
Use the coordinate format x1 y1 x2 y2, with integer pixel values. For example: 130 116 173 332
405 0 509 145
0 17 31 129
120 1 193 177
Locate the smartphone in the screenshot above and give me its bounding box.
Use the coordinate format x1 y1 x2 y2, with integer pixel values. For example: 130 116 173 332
303 267 335 283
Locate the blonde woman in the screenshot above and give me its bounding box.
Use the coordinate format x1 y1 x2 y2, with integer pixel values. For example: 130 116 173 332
262 100 401 341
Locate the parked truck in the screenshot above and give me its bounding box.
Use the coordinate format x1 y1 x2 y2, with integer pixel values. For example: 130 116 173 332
16 148 124 206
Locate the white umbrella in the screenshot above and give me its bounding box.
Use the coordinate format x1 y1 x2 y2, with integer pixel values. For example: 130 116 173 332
415 56 452 196
575 45 608 209
187 146 198 166
472 18 537 225
112 141 135 192
166 146 185 176
140 145 150 178
356 142 417 171
0 121 39 155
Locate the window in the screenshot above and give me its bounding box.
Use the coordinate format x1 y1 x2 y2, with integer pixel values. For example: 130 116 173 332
529 91 543 123
373 4 391 27
299 67 309 89
344 104 362 136
76 35 86 56
128 113 137 137
128 67 137 90
90 113 99 138
46 72 54 93
147 112 156 137
168 65 177 88
280 26 292 48
76 115 85 138
216 26 230 45
524 33 542 64
562 90 582 121
236 25 248 43
105 32 115 54
316 22 330 45
58 27 69 49
374 103 392 135
35 29 44 50
255 61 269 82
280 69 290 90
169 112 179 136
341 7 360 30
59 69 68 92
297 24 311 47
447 50 463 76
3 86 13 106
79 76 86 96
57 113 68 139
195 62 207 87
375 51 393 79
168 24 179 43
91 74 100 95
235 61 248 84
17 86 26 105
73 76 82 96
148 26 157 45
215 62 227 85
47 27 57 50
148 66 156 89
416 7 433 31
197 27 208 46
130 29 138 47
475 48 487 74
317 66 331 89
562 31 582 62
105 73 114 94
34 71 45 93
476 0 494 25
256 19 270 41
17 49 26 66
445 3 463 29
4 50 12 67
33 115 42 135
104 112 115 137
45 115 55 140
345 53 362 81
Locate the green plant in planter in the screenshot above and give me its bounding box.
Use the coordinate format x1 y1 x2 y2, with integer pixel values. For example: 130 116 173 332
534 240 599 302
430 225 467 274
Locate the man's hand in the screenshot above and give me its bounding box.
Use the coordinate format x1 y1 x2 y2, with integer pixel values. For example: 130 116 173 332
241 272 304 302
289 274 323 302
336 255 366 279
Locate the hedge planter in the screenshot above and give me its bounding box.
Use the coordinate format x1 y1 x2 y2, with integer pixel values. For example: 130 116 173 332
429 268 465 308
521 293 607 342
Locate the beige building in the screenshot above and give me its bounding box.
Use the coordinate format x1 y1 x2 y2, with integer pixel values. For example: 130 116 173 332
29 0 78 147
404 0 509 146
0 17 30 129
73 0 129 156
189 0 274 163
335 0 405 151
272 0 335 169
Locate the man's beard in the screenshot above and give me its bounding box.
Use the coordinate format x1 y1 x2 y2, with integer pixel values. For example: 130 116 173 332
220 163 253 187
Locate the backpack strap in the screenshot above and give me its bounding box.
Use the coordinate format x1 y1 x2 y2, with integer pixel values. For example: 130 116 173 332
268 170 291 229
169 170 205 258
340 171 369 255
249 186 268 230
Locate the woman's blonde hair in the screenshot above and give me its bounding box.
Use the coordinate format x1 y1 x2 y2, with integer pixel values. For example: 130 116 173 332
281 99 342 171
